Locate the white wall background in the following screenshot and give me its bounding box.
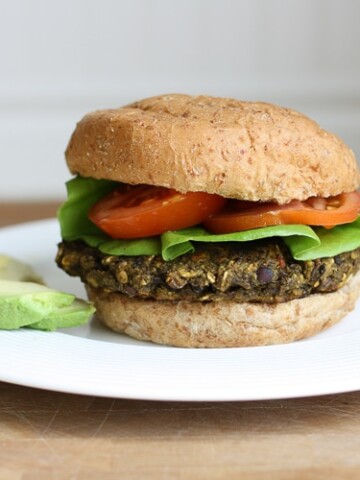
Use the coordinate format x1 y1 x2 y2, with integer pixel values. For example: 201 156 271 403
1 0 359 200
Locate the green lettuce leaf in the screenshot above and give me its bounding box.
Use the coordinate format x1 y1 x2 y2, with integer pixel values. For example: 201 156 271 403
58 176 162 255
284 217 360 260
58 176 360 262
161 225 320 261
58 176 117 246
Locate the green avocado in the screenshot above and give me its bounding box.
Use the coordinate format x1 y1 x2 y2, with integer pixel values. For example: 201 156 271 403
31 298 95 331
0 254 43 283
0 279 95 331
0 255 95 331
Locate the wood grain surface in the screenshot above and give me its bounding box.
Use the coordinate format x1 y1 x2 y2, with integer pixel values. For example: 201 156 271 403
1 203 360 479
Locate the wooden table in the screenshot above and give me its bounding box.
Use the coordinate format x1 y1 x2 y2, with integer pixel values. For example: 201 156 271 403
1 202 360 479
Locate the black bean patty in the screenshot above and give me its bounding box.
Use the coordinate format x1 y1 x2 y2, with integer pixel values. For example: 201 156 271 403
56 240 360 303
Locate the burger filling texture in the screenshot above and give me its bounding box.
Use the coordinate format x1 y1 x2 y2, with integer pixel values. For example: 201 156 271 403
57 240 360 303
56 176 360 304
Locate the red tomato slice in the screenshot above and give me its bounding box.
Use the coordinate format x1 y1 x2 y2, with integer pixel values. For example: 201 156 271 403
89 184 227 239
203 191 360 234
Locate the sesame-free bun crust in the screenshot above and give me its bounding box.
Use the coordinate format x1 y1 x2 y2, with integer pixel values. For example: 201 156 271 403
86 271 360 348
66 94 359 203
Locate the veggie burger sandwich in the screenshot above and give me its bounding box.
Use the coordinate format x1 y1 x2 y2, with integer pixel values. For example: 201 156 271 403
56 94 360 347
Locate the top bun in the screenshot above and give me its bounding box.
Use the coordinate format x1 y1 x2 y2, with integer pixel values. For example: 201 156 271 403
65 94 359 203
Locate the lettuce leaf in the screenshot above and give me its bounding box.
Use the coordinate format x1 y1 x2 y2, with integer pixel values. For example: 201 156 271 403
58 176 360 261
58 176 117 247
284 217 360 260
58 176 162 255
161 225 319 261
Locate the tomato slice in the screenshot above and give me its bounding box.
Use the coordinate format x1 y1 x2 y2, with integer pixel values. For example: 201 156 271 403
89 184 227 239
203 191 360 234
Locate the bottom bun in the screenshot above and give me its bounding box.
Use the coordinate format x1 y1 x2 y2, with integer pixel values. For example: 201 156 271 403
86 271 360 348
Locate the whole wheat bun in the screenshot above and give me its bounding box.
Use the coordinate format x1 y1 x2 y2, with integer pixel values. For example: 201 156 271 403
86 271 360 348
66 94 360 204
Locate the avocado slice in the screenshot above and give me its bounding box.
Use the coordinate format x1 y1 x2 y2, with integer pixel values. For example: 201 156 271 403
31 298 95 331
0 255 43 283
0 279 95 330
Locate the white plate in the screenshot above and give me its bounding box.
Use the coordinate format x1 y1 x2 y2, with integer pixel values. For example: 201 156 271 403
0 219 360 401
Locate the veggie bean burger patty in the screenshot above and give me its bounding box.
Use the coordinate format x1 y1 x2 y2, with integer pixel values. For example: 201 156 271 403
57 240 360 304
57 94 360 347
